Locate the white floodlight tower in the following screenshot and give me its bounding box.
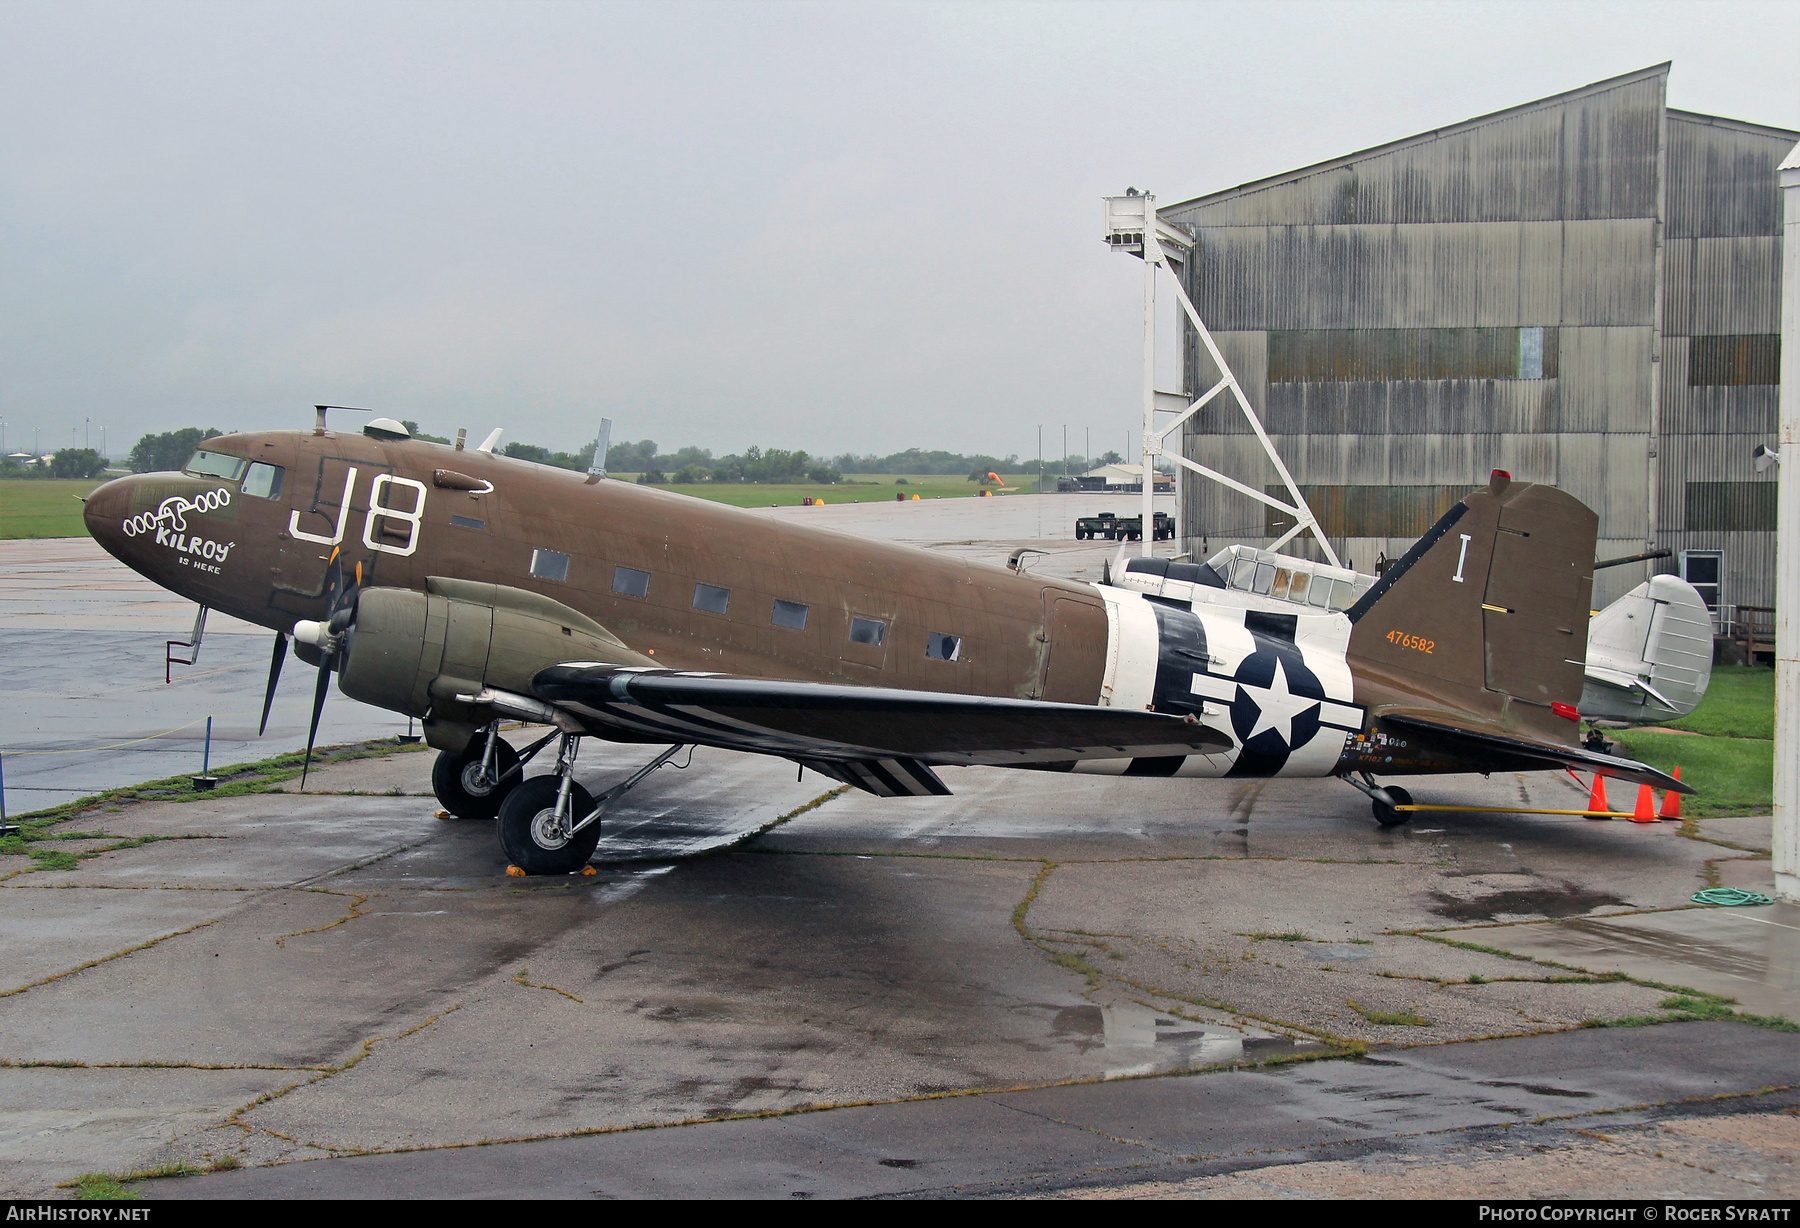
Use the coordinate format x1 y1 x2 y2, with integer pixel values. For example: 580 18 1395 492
1772 140 1800 904
1103 192 1339 567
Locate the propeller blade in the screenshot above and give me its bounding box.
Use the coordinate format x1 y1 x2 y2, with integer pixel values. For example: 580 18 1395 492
258 631 288 736
321 547 343 612
301 660 330 791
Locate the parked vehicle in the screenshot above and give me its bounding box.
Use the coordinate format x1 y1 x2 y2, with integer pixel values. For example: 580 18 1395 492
1074 511 1174 541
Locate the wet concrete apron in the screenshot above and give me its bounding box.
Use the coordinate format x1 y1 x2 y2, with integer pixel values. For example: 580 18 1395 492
154 1022 1798 1199
3 736 1794 1198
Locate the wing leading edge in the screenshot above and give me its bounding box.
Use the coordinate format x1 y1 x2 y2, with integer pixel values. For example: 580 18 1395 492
531 665 1232 795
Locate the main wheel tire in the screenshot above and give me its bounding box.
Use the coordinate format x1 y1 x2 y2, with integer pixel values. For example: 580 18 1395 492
432 737 521 821
496 775 601 875
1373 785 1414 828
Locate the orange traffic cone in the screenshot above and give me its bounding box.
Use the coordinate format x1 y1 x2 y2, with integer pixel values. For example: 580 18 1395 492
1586 774 1611 818
1659 767 1683 820
1630 783 1657 823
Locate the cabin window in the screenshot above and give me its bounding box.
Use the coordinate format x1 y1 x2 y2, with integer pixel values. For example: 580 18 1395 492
693 583 730 615
771 599 808 630
450 514 485 530
183 450 247 481
612 567 651 599
530 549 570 582
848 616 886 646
240 462 285 500
926 632 961 662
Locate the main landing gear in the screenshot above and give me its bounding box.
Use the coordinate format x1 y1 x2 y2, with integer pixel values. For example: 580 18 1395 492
494 734 687 875
1340 772 1415 828
431 722 560 821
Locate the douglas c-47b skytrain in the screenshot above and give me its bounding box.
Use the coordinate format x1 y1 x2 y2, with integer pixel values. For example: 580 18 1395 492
84 412 1692 874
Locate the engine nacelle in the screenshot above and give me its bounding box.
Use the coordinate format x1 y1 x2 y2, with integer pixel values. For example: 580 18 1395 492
336 576 652 751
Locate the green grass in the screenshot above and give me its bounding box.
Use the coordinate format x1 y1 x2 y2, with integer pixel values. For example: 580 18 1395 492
1611 729 1770 817
1346 999 1431 1027
72 1173 138 1201
1662 665 1774 739
618 474 1035 509
1612 665 1774 817
0 478 106 539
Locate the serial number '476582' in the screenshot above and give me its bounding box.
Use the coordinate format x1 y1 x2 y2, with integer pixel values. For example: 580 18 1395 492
1386 630 1435 654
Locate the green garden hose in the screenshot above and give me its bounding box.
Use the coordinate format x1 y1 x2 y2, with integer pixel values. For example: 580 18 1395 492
1690 887 1774 907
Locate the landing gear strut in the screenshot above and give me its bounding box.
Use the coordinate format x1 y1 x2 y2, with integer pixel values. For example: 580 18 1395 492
496 735 686 875
1340 772 1415 828
430 722 559 821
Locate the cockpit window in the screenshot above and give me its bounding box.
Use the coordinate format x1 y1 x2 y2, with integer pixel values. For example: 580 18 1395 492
241 462 285 499
183 450 247 481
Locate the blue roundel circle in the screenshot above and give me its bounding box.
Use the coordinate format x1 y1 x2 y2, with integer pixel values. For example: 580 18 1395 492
1227 650 1328 758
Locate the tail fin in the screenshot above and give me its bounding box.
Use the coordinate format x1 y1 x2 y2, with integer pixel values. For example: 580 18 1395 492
1345 471 1597 738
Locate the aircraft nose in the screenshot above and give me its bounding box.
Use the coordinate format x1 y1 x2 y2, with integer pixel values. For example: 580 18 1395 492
83 475 136 556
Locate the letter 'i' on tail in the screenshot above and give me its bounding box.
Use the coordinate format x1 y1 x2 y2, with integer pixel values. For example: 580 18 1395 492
1342 470 1598 742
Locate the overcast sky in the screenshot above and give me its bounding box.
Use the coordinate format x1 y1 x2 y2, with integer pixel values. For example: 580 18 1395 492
2 0 1796 461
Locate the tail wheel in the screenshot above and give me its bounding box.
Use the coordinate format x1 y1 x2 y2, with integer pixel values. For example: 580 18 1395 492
432 737 521 821
1373 785 1414 828
497 775 602 874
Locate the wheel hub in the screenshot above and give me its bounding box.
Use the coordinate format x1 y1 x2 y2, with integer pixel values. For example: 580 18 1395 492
529 807 570 850
461 762 495 797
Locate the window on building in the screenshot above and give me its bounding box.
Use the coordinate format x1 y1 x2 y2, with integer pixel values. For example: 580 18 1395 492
1266 484 1477 539
693 583 730 615
926 632 962 662
1689 335 1780 386
1267 327 1559 383
771 599 808 630
530 549 570 582
240 462 284 499
1680 550 1722 613
848 616 886 646
1685 483 1776 532
612 566 650 598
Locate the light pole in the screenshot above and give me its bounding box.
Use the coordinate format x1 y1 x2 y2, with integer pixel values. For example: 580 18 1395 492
1772 138 1800 903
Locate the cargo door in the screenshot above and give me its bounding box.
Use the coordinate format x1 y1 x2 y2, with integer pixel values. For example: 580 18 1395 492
1039 593 1109 704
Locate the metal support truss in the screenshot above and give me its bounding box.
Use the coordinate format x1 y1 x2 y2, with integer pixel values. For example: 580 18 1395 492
1105 193 1340 567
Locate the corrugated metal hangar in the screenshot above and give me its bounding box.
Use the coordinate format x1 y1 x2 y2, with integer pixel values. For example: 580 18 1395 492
1163 64 1795 627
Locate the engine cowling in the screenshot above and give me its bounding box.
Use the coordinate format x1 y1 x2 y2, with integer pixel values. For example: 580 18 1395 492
335 576 652 751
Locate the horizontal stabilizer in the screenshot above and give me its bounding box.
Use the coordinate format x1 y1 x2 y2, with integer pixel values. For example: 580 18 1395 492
1382 714 1693 794
532 665 1233 768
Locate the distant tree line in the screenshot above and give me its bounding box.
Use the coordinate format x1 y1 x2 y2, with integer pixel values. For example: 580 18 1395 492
94 422 1126 489
0 448 109 479
128 427 230 473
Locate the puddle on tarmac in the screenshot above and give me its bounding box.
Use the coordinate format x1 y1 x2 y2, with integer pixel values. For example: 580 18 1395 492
1430 879 1626 922
1051 1001 1319 1076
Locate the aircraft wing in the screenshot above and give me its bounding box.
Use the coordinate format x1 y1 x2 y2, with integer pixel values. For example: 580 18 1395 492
532 664 1232 796
1380 714 1693 794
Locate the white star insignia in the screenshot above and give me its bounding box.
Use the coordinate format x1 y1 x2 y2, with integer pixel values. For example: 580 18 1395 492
1241 658 1321 747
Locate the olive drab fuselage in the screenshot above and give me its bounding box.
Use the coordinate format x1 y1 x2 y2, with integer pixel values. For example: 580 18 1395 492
84 429 1601 783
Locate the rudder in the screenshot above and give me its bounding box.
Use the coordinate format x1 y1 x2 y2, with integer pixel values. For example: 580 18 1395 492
1345 471 1597 731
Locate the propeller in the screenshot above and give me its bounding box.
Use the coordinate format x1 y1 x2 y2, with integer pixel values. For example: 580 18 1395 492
257 630 288 736
292 550 363 790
